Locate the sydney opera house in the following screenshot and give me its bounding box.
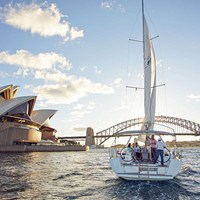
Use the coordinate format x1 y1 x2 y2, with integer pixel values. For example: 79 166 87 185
0 84 57 146
0 84 88 152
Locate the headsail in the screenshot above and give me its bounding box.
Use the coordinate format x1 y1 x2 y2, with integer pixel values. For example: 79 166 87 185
143 16 156 130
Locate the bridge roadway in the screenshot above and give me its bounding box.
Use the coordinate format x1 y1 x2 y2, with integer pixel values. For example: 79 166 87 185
58 116 200 145
58 132 198 141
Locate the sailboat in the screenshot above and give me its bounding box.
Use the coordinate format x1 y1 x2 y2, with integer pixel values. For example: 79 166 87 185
109 0 182 181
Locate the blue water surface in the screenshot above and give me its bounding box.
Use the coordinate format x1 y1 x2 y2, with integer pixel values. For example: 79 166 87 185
0 148 199 200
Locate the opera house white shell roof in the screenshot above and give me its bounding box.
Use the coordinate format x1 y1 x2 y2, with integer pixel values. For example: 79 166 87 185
0 84 19 99
0 96 36 116
31 109 57 126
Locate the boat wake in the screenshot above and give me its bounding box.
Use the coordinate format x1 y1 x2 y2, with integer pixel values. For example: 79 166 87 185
100 176 200 200
180 165 200 177
52 171 84 181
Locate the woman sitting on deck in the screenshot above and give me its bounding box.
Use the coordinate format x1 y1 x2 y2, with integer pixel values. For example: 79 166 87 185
133 142 142 160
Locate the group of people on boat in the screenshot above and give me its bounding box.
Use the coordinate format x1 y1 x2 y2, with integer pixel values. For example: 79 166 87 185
127 135 166 165
127 142 143 160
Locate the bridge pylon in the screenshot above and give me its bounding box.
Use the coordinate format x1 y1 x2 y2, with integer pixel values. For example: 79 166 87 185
85 127 95 146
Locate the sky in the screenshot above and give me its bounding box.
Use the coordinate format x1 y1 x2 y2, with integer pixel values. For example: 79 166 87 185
0 0 199 145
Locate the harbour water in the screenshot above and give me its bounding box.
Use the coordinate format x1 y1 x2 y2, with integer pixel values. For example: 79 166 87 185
0 148 199 200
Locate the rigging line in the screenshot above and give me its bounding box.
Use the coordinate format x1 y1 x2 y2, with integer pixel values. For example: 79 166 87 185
126 136 132 145
125 80 128 108
145 6 159 39
164 79 168 118
128 6 141 42
126 7 142 86
126 42 143 90
144 4 166 86
126 41 131 88
126 3 147 95
157 37 168 115
154 29 167 116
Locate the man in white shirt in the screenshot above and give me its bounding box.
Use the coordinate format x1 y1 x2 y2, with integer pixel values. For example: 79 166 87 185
153 138 165 166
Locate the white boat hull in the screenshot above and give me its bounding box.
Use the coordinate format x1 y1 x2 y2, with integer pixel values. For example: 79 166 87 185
110 157 182 181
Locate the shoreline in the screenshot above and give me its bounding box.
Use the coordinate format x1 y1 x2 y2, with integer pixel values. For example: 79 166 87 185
166 140 200 148
0 144 89 152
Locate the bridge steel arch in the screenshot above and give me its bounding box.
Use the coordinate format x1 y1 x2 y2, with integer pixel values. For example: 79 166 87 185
96 115 200 145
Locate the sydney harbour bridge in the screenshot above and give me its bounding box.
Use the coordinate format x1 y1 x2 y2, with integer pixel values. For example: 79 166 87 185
59 115 200 146
95 115 200 145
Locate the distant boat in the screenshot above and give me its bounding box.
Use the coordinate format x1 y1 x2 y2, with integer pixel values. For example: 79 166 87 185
109 0 182 181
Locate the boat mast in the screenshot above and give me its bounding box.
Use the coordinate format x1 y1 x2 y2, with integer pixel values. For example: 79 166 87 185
142 0 145 61
142 0 147 129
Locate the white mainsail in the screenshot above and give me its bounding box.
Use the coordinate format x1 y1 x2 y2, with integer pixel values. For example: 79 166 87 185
143 16 156 130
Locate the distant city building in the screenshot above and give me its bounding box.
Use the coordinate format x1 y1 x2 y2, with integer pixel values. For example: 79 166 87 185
0 84 57 145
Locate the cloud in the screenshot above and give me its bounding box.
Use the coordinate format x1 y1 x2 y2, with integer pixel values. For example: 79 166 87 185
113 77 122 87
73 127 87 132
0 50 72 73
32 76 114 105
70 101 96 123
70 27 84 41
36 101 48 108
156 59 162 67
137 73 144 79
118 4 125 13
73 102 95 111
0 49 114 105
87 101 95 110
94 66 101 74
24 84 31 89
0 1 84 41
0 71 10 77
101 2 113 9
167 66 172 70
73 104 85 110
79 66 87 71
101 1 125 13
34 70 70 83
187 94 200 102
70 110 90 119
114 104 128 111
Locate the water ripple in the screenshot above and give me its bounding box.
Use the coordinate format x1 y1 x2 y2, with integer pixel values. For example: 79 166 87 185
0 148 199 199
